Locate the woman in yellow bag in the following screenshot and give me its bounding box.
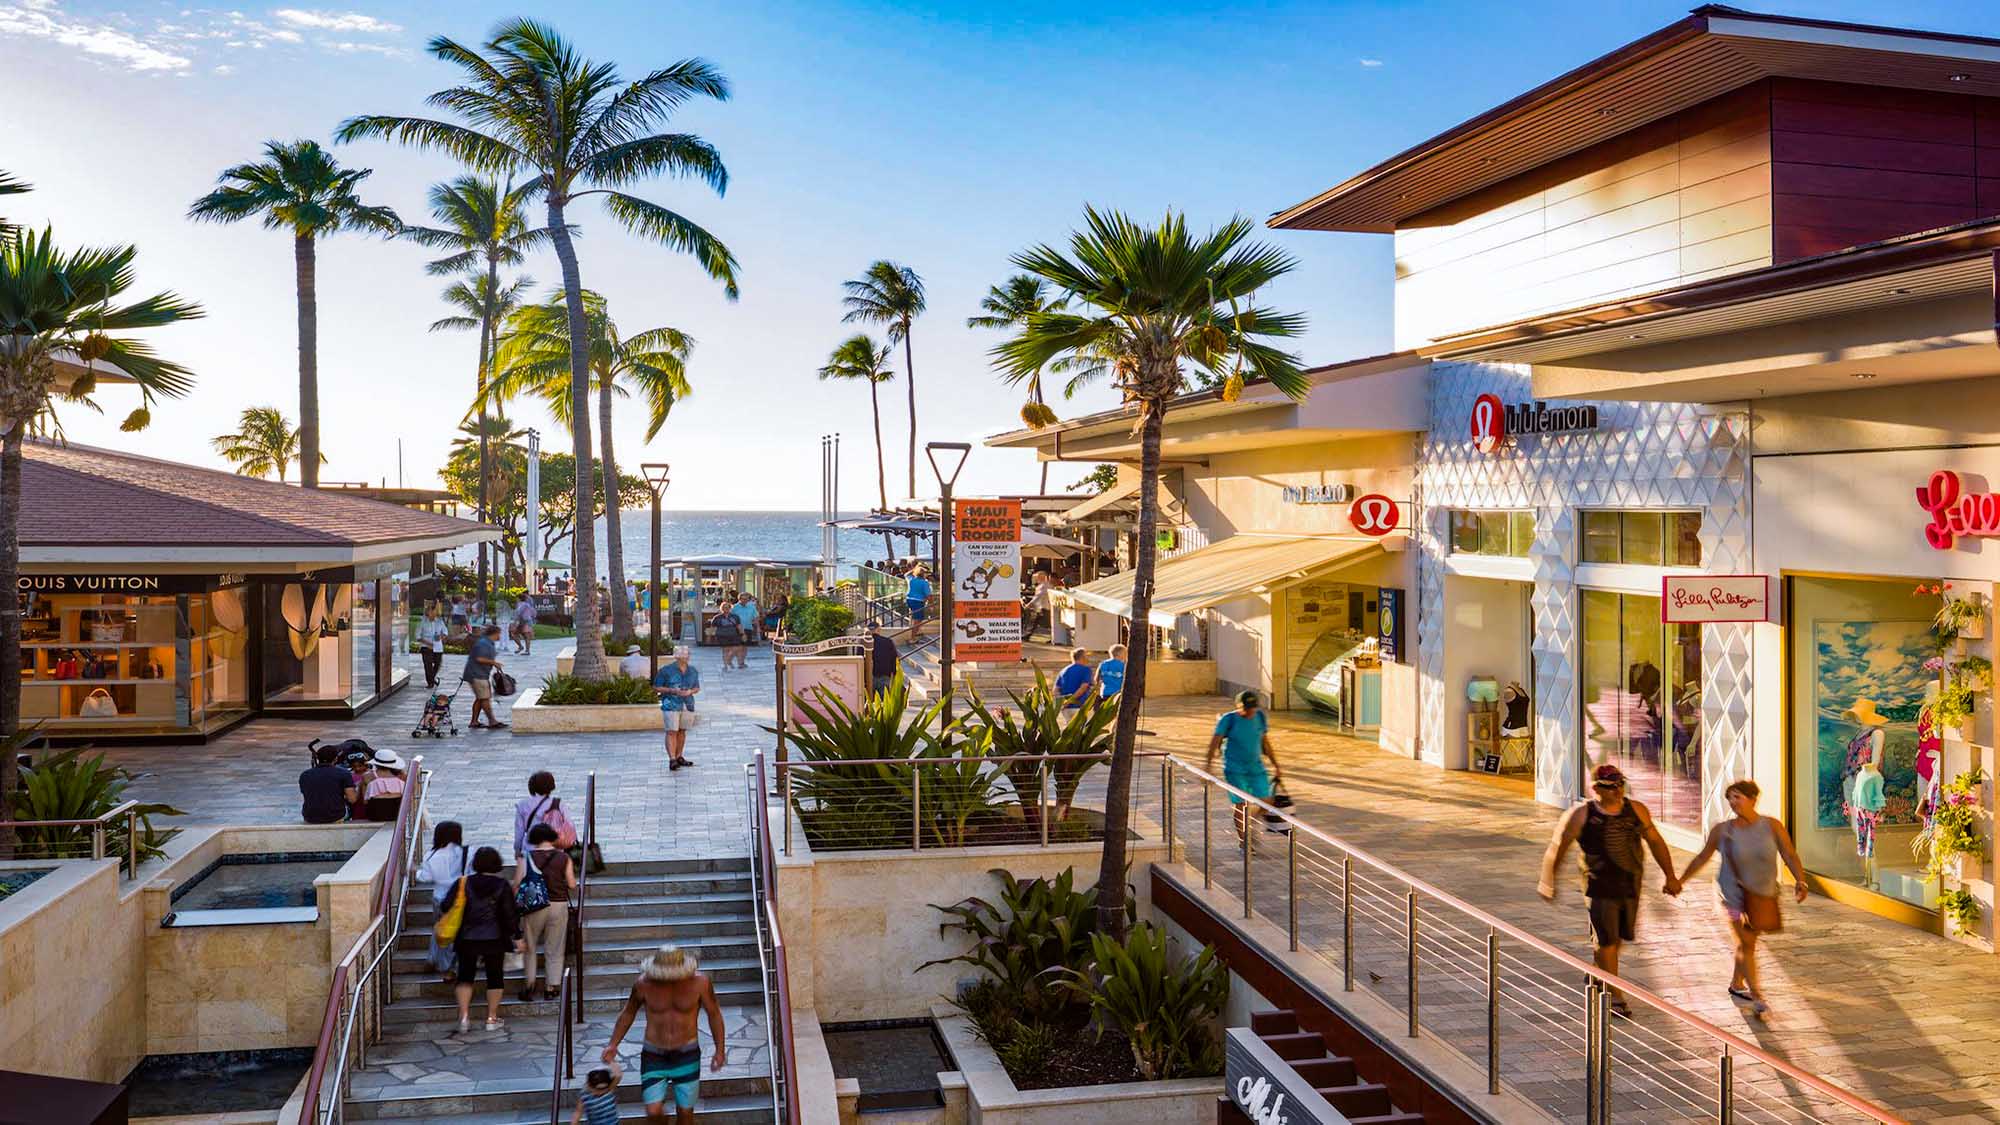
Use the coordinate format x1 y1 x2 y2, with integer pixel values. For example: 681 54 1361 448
416 822 471 983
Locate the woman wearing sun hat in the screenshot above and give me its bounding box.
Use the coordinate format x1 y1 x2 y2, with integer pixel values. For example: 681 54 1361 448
364 749 407 820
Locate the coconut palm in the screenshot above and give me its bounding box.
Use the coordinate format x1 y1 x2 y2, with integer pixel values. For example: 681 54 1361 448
337 19 741 679
211 405 317 482
0 227 201 832
402 176 549 613
817 335 896 511
994 208 1307 938
187 140 399 488
841 261 925 500
968 274 1072 491
0 171 29 243
489 292 693 636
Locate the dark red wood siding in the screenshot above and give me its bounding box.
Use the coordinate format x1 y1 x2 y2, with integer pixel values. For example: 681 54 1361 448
1770 78 2000 262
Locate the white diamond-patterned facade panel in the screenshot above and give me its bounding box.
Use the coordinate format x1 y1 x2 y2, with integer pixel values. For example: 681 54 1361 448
1416 361 1752 828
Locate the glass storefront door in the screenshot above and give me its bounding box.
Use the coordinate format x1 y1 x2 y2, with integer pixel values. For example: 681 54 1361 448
1581 590 1704 832
262 580 358 707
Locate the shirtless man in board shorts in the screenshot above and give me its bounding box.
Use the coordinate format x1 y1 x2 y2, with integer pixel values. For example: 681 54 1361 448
603 944 727 1121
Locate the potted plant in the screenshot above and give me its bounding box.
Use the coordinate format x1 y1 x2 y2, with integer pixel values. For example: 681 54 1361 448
1938 888 1981 936
1918 768 1987 886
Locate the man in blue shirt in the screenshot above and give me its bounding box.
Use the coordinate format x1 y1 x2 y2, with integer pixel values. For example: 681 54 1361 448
1093 644 1127 701
1206 691 1282 833
653 645 701 770
905 569 933 623
733 592 760 646
1054 648 1094 709
463 624 506 730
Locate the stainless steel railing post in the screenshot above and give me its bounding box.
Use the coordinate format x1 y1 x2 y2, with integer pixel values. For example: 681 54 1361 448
1718 1049 1733 1124
1162 761 1175 862
1286 829 1299 952
1038 763 1050 849
782 766 793 857
1486 930 1500 1095
1405 890 1419 1038
1341 854 1353 992
1596 985 1612 1121
126 808 138 875
1201 784 1212 889
91 822 105 862
1241 810 1253 919
1585 981 1600 1125
911 769 923 852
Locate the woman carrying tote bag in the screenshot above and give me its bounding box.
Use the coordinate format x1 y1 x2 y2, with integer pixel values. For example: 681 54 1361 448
1675 779 1807 1020
415 820 472 982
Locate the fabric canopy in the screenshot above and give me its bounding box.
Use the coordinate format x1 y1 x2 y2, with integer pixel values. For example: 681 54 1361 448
1055 534 1382 627
1053 477 1139 525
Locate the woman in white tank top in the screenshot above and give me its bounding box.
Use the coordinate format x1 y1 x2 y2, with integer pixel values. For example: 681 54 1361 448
1675 779 1807 1019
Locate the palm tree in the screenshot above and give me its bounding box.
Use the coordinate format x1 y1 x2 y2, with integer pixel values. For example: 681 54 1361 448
211 405 315 481
968 274 1069 491
338 19 741 679
489 292 692 636
995 208 1307 938
187 140 399 488
402 176 548 614
0 171 29 243
0 227 201 832
841 261 925 501
817 335 895 511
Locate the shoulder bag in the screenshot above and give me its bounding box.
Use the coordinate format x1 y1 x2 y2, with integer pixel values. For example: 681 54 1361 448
80 687 119 718
434 876 469 943
515 856 550 914
1721 825 1783 933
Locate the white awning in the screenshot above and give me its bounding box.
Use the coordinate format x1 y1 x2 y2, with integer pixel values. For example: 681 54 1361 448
1054 478 1139 525
1055 534 1382 628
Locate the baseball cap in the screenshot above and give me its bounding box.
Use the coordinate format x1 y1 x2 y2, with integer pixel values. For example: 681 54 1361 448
1590 763 1627 789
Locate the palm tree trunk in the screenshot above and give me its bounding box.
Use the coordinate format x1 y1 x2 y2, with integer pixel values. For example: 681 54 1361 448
547 198 606 679
295 234 320 489
476 256 498 623
0 421 22 853
1039 461 1049 493
1097 395 1164 941
868 380 887 511
902 328 917 501
599 372 632 637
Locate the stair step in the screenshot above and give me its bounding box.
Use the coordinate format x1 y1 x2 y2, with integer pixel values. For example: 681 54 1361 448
392 958 763 1001
1261 1030 1325 1061
1319 1081 1393 1119
346 1091 772 1123
1249 1010 1298 1036
1347 1114 1424 1125
381 980 765 1024
396 933 760 972
1291 1056 1358 1089
406 890 754 923
398 911 756 951
407 870 754 905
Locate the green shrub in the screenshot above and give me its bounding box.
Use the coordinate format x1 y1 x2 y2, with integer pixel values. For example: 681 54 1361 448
1062 923 1228 1081
783 596 855 642
536 673 656 706
602 632 672 656
965 671 1116 823
9 734 184 868
923 867 1121 1025
765 674 945 849
994 1020 1062 1075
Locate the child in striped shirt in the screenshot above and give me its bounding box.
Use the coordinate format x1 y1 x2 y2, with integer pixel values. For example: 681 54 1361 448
571 1064 621 1125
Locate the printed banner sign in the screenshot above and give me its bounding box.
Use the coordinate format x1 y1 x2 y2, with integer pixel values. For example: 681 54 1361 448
952 498 1023 662
1225 1027 1341 1125
1661 575 1771 623
781 653 867 730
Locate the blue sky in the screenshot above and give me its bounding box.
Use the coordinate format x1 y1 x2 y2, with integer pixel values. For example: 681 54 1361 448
3 0 1993 508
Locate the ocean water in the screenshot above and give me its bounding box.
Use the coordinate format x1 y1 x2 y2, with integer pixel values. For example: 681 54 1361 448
447 510 873 580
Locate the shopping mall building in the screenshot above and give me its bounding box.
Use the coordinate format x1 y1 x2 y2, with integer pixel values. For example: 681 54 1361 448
1002 7 2000 939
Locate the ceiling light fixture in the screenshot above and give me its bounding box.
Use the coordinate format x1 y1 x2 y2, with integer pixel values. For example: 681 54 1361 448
1888 287 1911 296
1949 73 1971 82
1852 372 1878 381
1627 333 1645 340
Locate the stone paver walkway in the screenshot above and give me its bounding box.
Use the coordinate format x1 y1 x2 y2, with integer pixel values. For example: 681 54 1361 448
99 639 771 862
1127 695 2000 1124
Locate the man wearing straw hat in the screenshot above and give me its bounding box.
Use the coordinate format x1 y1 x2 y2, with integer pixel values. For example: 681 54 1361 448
603 944 727 1122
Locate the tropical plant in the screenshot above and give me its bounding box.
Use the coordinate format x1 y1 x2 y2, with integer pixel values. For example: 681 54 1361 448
964 670 1115 827
489 291 693 637
841 261 925 500
1939 887 1982 935
10 743 185 868
210 405 316 482
1067 464 1118 495
1061 923 1229 1081
818 334 896 510
995 208 1308 937
405 175 549 613
767 675 948 849
1918 767 1987 884
914 731 1014 848
968 274 1071 489
188 140 399 488
440 447 647 579
339 18 742 680
922 867 1121 1024
782 595 855 643
0 229 200 826
534 672 654 706
992 1018 1063 1075
0 171 28 243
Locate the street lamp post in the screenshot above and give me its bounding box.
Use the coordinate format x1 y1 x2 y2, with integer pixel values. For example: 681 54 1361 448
926 442 971 729
642 463 670 667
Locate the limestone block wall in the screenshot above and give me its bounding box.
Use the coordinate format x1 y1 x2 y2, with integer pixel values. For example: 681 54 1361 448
0 859 146 1084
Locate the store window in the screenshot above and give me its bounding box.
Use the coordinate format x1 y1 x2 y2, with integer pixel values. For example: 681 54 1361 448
262 580 359 708
1449 510 1533 558
192 584 251 731
1788 577 1937 912
1581 590 1703 832
15 587 253 736
1580 511 1703 566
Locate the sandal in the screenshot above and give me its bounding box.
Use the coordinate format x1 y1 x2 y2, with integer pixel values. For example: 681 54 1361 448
1728 986 1755 1003
1609 998 1634 1019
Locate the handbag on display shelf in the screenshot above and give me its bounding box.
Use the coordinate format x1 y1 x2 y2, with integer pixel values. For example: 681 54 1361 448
79 688 119 719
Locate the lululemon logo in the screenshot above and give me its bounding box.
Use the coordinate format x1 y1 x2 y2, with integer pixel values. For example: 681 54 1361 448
1350 493 1398 536
1471 393 1503 453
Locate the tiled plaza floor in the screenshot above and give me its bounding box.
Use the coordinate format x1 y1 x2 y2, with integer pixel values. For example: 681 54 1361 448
98 639 769 863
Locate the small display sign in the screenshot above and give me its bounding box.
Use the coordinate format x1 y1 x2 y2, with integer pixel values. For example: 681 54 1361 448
1661 575 1771 623
952 498 1023 663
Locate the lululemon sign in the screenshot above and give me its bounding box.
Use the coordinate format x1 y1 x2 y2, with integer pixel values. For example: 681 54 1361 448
1471 393 1600 454
1348 493 1399 537
1471 393 1504 453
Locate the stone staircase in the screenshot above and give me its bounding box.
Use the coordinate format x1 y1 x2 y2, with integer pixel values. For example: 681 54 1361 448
1247 1010 1424 1124
340 858 774 1123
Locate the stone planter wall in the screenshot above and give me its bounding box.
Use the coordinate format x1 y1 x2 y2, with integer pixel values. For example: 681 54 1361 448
932 1006 1219 1125
509 687 664 734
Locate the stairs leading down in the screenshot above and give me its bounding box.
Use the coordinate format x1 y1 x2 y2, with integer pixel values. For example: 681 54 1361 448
1246 1010 1426 1125
340 857 773 1123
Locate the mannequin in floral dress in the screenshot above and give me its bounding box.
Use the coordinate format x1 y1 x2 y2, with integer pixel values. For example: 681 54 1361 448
1841 698 1890 890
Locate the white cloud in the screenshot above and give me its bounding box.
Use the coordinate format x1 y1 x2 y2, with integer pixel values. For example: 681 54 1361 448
0 1 192 71
269 27 298 41
1359 57 1384 68
211 61 232 74
272 8 398 33
323 38 400 56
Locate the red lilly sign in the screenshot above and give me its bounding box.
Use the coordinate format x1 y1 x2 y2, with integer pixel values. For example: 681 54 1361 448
1662 576 1770 623
1915 470 2000 550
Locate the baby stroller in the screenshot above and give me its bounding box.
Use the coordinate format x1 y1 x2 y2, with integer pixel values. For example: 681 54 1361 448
413 683 461 739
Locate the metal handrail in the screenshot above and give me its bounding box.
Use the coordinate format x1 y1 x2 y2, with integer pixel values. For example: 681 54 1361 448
749 752 801 1124
570 771 594 1029
299 758 430 1124
549 965 574 1124
0 799 143 875
1160 754 1905 1124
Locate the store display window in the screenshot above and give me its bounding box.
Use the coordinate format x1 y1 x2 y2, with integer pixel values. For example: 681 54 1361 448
1580 590 1703 832
262 580 361 708
15 585 248 736
1580 511 1703 567
1788 577 1938 912
1448 509 1533 558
